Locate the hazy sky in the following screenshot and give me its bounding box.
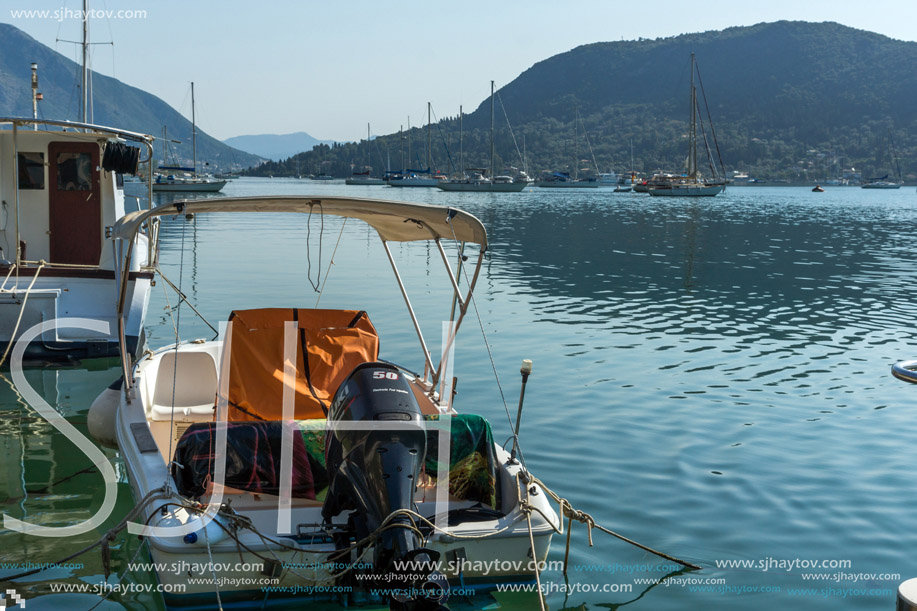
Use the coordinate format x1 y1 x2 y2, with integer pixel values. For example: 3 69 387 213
5 0 916 141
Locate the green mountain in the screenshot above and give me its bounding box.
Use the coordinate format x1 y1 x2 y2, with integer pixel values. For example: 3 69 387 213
251 21 917 182
0 23 261 170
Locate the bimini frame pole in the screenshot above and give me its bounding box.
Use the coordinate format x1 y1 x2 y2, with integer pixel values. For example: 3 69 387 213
115 235 135 396
382 239 436 383
430 244 484 392
12 123 21 267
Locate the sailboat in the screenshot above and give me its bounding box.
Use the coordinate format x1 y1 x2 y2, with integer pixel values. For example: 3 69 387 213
649 53 726 197
862 132 903 189
387 104 445 187
153 83 226 193
346 124 386 185
438 81 528 192
535 107 599 188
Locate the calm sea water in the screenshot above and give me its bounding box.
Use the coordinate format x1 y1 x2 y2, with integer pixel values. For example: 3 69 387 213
2 179 917 610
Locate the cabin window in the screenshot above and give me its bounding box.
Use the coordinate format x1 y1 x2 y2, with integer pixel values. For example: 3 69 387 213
56 152 92 191
17 153 44 190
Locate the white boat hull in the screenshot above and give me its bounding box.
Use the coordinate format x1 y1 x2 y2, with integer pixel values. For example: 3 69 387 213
345 177 386 185
387 178 441 187
436 180 527 192
113 340 558 607
535 181 599 188
0 272 150 360
649 183 726 197
152 180 227 192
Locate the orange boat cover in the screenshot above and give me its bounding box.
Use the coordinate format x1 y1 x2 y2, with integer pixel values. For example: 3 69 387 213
225 308 378 421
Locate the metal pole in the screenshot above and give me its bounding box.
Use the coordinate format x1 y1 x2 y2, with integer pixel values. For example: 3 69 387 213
690 53 696 178
490 81 495 179
31 63 38 128
12 123 21 268
574 106 578 180
459 105 463 176
434 238 465 311
81 0 89 123
191 82 197 176
382 240 435 381
511 360 533 461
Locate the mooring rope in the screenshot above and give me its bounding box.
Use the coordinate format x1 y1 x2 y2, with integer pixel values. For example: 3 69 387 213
0 487 169 583
528 475 701 571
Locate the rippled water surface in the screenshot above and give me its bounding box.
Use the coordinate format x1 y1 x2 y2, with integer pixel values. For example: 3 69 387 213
3 180 917 610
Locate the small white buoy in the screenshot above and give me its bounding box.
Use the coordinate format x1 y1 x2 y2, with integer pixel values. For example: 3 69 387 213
183 515 227 546
87 380 121 449
898 578 917 610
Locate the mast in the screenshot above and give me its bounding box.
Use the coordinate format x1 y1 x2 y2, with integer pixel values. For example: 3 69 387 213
191 81 197 176
459 105 464 175
490 80 495 179
689 52 697 179
366 122 371 171
31 63 39 129
574 106 578 180
400 125 404 172
427 102 432 172
81 0 90 123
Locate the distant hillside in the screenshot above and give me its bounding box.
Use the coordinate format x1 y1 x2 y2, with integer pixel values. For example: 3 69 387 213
223 132 334 161
251 21 917 181
0 23 261 170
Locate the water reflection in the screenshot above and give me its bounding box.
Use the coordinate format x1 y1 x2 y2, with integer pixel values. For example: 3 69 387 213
2 184 917 610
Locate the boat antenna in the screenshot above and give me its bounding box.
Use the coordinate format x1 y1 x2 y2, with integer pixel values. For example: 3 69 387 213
510 359 533 463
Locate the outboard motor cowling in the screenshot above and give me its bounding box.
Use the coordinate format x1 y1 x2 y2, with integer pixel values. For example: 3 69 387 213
323 362 448 610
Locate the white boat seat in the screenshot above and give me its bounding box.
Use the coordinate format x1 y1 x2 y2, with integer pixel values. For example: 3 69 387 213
150 351 218 421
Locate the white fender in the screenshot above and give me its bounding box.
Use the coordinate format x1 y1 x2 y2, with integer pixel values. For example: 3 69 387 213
87 382 121 449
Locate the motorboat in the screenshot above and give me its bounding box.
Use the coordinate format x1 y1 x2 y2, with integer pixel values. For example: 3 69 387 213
437 170 527 192
861 179 902 189
535 172 599 188
0 117 157 361
598 173 619 187
345 171 385 185
812 185 825 192
386 170 445 187
96 196 559 609
152 168 227 192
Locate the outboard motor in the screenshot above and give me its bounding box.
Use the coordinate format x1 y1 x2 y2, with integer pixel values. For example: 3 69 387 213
322 362 449 610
